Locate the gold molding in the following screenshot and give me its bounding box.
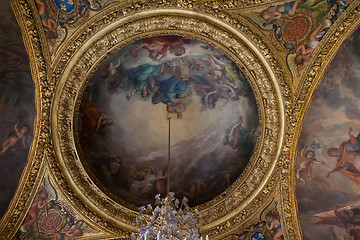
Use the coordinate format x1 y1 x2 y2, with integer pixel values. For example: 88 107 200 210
0 0 50 238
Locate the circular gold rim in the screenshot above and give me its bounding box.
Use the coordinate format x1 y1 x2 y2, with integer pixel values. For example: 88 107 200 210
51 8 284 235
72 32 261 211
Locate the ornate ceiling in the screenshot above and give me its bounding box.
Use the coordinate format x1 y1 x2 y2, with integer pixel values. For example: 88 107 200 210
0 0 359 239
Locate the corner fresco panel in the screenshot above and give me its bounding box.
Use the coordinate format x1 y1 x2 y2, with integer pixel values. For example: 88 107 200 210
0 1 34 219
246 0 350 81
296 28 360 239
34 0 120 54
220 200 281 240
13 173 99 239
79 35 259 207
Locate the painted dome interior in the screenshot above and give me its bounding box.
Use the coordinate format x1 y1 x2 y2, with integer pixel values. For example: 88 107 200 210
78 36 258 207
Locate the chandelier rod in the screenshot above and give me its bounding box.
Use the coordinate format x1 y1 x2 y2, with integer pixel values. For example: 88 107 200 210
131 116 208 240
167 117 171 195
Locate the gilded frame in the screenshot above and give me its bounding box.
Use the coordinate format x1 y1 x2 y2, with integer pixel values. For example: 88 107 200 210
52 8 285 238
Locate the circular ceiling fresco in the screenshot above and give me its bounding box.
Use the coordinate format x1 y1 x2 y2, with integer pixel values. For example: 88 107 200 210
78 35 259 207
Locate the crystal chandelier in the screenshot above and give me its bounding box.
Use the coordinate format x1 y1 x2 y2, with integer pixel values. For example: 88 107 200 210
131 118 208 240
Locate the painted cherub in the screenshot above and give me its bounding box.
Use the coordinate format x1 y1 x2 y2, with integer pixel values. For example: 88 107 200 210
206 54 242 101
294 23 324 71
0 121 31 157
296 145 324 184
102 57 122 93
166 102 185 119
34 0 58 46
51 227 83 240
130 36 191 61
107 154 122 179
21 186 49 232
266 211 283 240
261 0 303 25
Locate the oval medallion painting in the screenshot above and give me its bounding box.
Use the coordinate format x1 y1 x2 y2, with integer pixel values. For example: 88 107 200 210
78 36 259 207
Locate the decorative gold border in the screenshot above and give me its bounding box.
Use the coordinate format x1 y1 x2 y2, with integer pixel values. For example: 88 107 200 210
51 5 286 238
280 1 360 240
0 0 50 239
43 163 118 239
0 0 124 238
